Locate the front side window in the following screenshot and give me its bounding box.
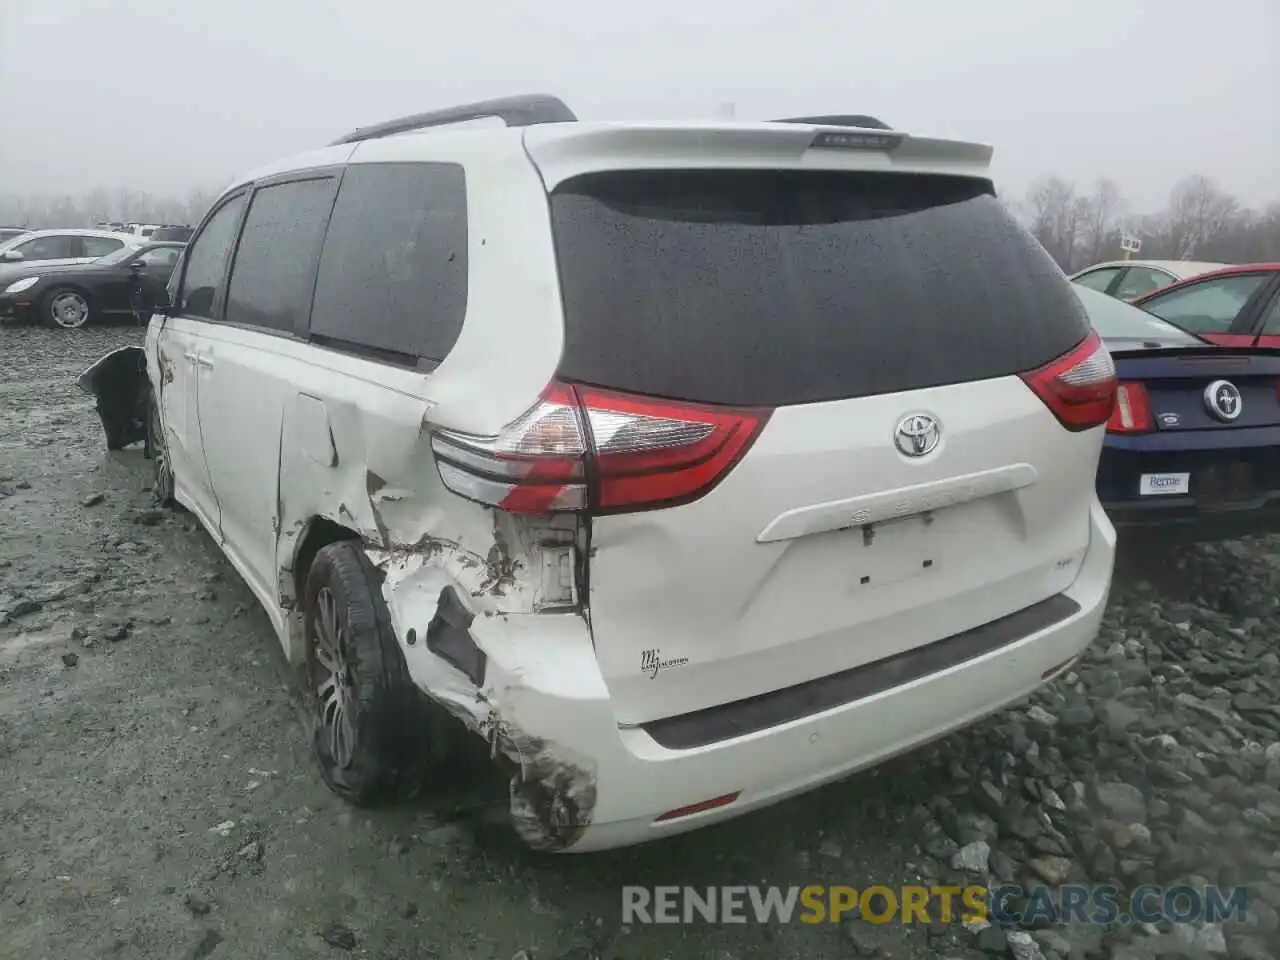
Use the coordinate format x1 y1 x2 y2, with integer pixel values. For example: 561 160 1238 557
179 195 247 319
224 178 337 333
1141 274 1268 334
138 246 182 268
14 235 76 261
309 162 468 362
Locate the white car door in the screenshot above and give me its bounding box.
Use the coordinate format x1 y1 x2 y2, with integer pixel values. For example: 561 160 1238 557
193 175 340 603
155 192 249 534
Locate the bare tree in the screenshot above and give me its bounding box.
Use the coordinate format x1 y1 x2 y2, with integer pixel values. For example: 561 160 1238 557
1081 178 1124 263
1025 177 1076 266
1160 175 1239 259
181 188 218 225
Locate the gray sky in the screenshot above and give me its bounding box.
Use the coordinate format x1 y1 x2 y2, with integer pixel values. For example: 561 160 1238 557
1 0 1276 214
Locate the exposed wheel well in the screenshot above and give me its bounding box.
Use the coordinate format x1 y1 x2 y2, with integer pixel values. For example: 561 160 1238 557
292 516 362 603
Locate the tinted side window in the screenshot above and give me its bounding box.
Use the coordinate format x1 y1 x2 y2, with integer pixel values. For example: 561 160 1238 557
180 195 247 319
82 236 125 258
1141 274 1268 334
15 235 76 260
1074 267 1121 292
139 246 182 268
225 178 337 333
309 162 468 362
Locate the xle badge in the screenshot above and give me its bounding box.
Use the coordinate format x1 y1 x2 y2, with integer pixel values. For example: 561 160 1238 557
640 648 690 680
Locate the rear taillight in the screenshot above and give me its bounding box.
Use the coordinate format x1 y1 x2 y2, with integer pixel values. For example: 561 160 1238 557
1019 331 1117 432
430 381 770 515
1107 382 1154 433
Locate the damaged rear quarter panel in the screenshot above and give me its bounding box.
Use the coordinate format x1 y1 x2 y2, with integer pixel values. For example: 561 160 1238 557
272 353 601 849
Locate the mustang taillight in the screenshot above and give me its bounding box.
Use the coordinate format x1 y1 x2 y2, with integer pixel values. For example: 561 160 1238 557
1020 330 1118 432
1107 382 1154 433
430 381 771 515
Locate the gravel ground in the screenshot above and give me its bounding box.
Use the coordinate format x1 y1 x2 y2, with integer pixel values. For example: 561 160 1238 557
1 324 1278 960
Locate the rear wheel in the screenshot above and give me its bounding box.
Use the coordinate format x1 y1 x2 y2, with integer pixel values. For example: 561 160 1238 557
42 288 93 329
303 541 427 807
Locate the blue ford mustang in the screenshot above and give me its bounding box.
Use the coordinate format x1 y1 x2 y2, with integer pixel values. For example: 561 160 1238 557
1074 282 1280 541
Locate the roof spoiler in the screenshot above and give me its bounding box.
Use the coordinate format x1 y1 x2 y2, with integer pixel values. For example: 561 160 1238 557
772 114 892 131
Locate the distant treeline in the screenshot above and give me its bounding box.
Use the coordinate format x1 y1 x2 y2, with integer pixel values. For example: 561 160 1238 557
1017 174 1279 271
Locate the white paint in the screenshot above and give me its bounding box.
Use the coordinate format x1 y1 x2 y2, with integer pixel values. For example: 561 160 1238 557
1139 472 1191 496
132 112 1114 851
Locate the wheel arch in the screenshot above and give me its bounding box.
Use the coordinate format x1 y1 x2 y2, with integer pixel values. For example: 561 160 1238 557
288 515 364 610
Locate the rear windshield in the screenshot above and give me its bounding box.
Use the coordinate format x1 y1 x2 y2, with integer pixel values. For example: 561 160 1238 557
1071 282 1201 345
550 170 1090 407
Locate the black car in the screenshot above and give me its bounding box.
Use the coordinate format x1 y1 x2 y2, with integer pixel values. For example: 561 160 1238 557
149 225 193 242
0 241 184 329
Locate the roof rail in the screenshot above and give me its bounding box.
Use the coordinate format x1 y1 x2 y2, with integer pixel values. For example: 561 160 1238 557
773 114 892 131
331 94 577 145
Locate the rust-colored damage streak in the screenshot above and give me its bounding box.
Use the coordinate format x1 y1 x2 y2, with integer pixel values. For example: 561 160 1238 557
480 715 598 852
158 350 176 386
365 470 394 550
363 470 517 596
479 539 520 596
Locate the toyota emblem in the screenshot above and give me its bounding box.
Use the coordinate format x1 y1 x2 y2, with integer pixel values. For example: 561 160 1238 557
894 414 940 458
1203 379 1242 422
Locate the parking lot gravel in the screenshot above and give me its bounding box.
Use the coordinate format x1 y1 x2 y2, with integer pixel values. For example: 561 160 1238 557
1 325 1278 960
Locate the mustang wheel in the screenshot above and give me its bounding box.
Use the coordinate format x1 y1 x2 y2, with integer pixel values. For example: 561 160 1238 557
43 288 93 329
303 541 427 807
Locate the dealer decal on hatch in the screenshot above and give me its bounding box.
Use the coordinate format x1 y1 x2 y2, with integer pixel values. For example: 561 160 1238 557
641 648 690 679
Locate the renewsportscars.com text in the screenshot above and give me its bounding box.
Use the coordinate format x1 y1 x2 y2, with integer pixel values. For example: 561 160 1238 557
622 884 1249 926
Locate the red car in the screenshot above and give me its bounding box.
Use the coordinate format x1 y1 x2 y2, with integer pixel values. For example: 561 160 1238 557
1133 263 1280 347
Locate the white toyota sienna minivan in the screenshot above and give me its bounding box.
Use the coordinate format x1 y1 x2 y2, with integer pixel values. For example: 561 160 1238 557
82 95 1117 852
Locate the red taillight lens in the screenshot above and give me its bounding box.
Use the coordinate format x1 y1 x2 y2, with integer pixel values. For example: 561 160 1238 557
1019 331 1117 432
1107 382 1154 433
430 381 771 515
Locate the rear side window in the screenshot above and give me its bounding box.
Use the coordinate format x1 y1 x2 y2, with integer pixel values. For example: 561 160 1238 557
1114 266 1173 300
225 178 337 333
309 162 468 363
550 170 1090 407
1073 267 1121 292
82 236 125 258
1140 274 1268 334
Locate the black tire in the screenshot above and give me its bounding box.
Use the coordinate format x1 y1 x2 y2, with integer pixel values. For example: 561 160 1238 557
41 287 94 329
303 541 426 807
145 392 175 506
